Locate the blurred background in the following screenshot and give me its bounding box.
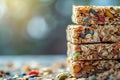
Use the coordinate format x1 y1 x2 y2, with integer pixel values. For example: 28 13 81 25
0 0 119 55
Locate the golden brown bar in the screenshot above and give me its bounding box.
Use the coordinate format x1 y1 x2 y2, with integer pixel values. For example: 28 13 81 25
66 67 120 80
72 6 120 24
66 25 120 44
67 58 120 78
67 42 120 60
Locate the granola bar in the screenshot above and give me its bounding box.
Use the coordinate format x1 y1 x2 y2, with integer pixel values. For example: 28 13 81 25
66 63 120 80
72 6 120 24
67 42 120 60
67 59 120 78
66 25 120 44
66 69 120 80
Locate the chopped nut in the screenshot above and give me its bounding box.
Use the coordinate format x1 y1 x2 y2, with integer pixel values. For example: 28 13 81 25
73 64 81 73
85 34 92 38
102 51 108 56
22 65 31 72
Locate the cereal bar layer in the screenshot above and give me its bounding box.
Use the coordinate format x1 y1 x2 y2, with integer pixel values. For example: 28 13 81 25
72 6 120 24
67 42 120 60
66 25 120 44
67 59 120 78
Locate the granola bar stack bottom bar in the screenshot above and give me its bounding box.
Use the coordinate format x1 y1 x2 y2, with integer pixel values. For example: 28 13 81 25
67 59 120 78
66 6 120 78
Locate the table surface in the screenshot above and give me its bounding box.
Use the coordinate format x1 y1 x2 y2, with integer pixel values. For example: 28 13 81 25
0 55 66 67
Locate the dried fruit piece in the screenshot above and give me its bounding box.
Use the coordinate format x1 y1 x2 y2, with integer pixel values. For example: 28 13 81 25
73 65 81 73
28 70 39 76
80 34 86 38
84 17 89 22
105 10 114 18
89 76 97 80
89 30 94 35
90 8 97 15
98 16 105 22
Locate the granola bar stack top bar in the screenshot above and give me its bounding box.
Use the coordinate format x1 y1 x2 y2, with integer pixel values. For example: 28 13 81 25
72 6 120 24
66 6 120 78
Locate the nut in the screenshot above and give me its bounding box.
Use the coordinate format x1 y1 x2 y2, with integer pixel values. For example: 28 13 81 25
102 51 108 56
73 64 81 73
86 34 92 39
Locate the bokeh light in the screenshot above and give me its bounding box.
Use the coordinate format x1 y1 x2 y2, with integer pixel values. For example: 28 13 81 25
0 0 6 19
90 0 120 6
55 0 73 17
27 16 48 39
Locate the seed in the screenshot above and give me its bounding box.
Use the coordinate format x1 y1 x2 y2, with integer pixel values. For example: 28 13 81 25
56 72 69 80
80 34 86 39
73 52 81 57
105 34 109 37
89 76 97 80
89 30 94 35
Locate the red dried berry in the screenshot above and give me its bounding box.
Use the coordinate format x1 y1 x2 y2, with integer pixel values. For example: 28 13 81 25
28 70 39 76
98 16 105 22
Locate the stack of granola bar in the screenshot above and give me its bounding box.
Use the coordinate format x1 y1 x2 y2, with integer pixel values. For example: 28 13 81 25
66 6 120 78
